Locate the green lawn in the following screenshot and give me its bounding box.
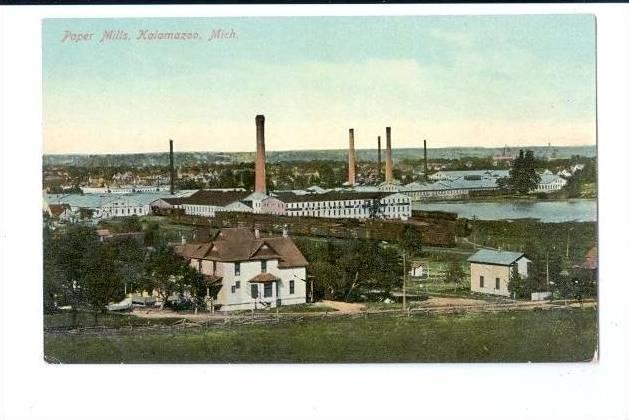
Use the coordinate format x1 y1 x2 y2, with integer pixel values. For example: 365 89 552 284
44 312 180 329
44 308 597 363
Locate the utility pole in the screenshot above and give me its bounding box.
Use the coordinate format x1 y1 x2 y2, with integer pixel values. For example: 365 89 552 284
472 215 477 249
546 250 550 288
402 252 407 311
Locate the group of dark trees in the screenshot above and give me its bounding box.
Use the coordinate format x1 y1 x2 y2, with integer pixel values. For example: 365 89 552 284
507 243 597 300
295 238 403 301
295 227 421 302
497 149 541 194
43 224 210 320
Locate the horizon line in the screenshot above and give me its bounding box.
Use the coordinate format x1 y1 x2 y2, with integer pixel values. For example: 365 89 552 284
43 144 596 157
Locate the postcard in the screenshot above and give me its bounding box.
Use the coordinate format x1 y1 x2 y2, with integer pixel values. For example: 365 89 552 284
42 15 597 364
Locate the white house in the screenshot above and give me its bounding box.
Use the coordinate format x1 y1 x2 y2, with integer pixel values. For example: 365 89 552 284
467 249 531 297
175 227 308 311
46 203 77 223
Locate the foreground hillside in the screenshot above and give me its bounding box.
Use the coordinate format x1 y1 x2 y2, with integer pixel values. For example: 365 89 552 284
44 308 596 363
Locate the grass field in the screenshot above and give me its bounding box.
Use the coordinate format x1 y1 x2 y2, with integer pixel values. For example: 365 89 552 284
44 308 597 363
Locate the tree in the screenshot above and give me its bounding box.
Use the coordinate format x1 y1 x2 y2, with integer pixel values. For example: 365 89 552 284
43 225 133 323
444 261 465 291
82 243 125 322
110 238 145 294
118 215 142 232
43 225 99 322
507 149 541 194
296 238 402 302
142 245 194 309
399 225 422 257
508 268 529 299
143 221 162 247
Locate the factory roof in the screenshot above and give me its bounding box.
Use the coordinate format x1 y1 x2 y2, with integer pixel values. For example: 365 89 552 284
402 177 500 192
272 191 406 203
176 190 250 207
45 191 196 209
431 170 510 180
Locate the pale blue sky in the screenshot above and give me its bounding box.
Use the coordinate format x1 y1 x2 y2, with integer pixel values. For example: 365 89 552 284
43 15 595 154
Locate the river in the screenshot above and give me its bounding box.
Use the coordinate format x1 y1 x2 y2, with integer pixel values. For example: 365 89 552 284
413 199 597 222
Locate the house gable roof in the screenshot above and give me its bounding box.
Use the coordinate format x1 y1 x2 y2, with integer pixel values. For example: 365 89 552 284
175 228 308 268
48 203 71 217
467 249 526 266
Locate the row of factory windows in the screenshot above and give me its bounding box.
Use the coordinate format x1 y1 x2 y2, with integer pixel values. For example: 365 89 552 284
284 199 408 210
285 207 409 217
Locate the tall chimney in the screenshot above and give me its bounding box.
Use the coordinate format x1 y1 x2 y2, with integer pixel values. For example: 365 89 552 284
255 115 266 194
169 139 175 195
385 127 393 183
423 139 428 182
348 128 356 185
377 136 382 182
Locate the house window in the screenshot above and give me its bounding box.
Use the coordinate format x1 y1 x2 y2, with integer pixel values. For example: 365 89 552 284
495 277 500 290
261 260 267 273
251 284 259 298
480 276 484 288
235 281 240 289
231 285 236 293
212 261 216 274
234 262 240 276
289 280 295 295
264 283 273 298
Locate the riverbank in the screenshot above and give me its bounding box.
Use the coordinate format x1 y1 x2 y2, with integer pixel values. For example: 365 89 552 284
413 198 596 222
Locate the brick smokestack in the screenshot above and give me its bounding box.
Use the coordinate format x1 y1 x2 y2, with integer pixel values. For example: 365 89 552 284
255 115 266 194
169 139 175 195
385 127 393 183
377 136 381 182
424 139 428 181
348 128 356 185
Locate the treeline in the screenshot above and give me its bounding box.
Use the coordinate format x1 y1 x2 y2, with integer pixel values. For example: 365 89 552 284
43 224 213 321
294 228 421 302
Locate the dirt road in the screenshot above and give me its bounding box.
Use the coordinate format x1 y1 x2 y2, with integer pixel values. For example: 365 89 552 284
317 300 366 314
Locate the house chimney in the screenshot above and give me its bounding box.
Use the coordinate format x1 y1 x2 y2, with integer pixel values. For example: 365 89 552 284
169 139 175 195
385 127 393 183
423 139 428 182
377 136 382 182
255 115 266 194
348 128 356 185
282 224 288 238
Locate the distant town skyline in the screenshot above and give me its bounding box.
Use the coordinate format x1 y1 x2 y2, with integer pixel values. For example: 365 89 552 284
43 15 596 154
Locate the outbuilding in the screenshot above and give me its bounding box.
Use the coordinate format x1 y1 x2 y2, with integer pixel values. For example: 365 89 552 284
467 249 531 297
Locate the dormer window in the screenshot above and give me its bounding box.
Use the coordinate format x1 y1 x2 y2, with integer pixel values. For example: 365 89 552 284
234 262 241 276
261 260 267 273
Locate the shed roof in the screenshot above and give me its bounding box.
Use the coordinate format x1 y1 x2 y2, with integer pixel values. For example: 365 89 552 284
467 249 526 266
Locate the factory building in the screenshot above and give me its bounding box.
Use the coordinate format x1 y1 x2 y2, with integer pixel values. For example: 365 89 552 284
273 191 411 220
